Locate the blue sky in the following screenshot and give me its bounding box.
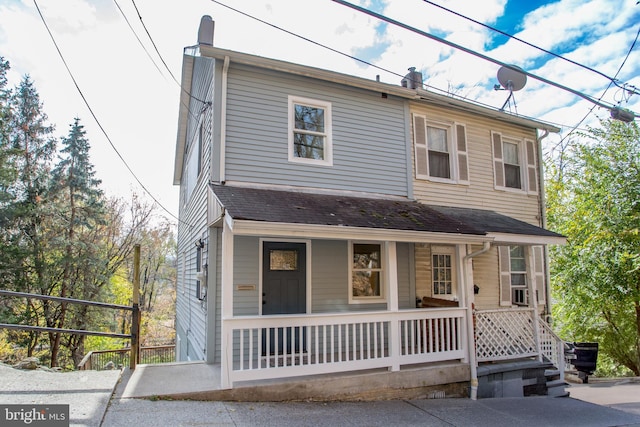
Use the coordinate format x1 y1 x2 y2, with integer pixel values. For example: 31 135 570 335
0 0 638 221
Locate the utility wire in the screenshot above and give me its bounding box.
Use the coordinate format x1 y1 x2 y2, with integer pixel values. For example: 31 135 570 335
129 0 209 106
209 0 606 132
113 0 166 80
332 0 637 117
549 23 640 156
33 0 185 226
420 0 639 96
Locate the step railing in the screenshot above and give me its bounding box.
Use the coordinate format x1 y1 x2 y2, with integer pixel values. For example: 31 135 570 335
78 345 175 370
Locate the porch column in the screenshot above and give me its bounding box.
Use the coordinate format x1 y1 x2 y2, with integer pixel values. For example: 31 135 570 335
220 215 234 389
385 242 400 372
526 246 542 362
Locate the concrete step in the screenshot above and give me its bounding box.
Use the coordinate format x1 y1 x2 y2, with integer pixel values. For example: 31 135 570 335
546 378 570 397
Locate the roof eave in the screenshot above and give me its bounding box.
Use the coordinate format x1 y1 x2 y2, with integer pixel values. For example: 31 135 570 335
487 232 566 245
173 52 196 185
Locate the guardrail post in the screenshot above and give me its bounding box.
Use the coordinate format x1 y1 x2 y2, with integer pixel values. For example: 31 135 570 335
130 244 141 369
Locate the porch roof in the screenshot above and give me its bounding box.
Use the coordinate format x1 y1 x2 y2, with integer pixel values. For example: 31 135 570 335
210 184 565 244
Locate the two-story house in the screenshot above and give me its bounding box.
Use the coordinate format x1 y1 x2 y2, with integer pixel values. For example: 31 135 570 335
173 16 566 400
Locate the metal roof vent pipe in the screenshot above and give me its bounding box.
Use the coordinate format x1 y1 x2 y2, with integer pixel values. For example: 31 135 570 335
198 15 214 46
401 67 423 90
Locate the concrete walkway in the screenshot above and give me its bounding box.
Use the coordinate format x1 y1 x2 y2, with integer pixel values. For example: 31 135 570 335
3 362 640 427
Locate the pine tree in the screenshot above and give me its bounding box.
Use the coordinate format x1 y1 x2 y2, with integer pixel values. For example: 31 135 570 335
47 118 105 366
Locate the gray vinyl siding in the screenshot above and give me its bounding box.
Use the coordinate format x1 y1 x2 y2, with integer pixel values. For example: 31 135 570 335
175 55 214 362
233 236 260 316
410 102 541 224
223 63 409 197
311 240 414 312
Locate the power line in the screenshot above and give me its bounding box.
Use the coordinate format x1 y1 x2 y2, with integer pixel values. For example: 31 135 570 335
113 0 166 80
33 0 185 226
331 0 637 118
209 0 618 133
114 0 208 125
550 23 640 154
420 0 639 96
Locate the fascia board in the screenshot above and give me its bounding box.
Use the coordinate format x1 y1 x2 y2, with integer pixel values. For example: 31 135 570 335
198 45 559 133
487 232 566 245
229 219 491 244
198 45 415 99
173 53 195 185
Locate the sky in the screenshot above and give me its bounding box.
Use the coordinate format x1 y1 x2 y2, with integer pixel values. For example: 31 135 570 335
0 0 638 223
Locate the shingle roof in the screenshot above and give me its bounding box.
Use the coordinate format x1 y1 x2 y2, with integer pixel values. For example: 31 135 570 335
210 184 563 239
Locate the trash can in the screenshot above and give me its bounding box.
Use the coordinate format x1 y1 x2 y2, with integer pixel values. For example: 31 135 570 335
570 342 598 383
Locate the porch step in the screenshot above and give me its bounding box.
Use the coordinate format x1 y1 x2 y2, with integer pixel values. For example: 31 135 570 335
478 359 566 398
545 368 570 398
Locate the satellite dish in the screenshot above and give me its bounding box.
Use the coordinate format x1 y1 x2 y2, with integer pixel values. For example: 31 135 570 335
495 65 527 112
497 65 527 91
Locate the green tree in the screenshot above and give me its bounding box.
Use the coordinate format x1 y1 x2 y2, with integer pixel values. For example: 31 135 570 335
1 75 56 358
46 118 106 366
548 119 640 376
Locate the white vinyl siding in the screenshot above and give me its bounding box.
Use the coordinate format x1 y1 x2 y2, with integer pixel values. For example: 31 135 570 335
411 102 541 224
413 114 469 185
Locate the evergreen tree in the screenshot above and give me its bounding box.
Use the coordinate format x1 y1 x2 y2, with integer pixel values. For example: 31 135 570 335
47 118 105 366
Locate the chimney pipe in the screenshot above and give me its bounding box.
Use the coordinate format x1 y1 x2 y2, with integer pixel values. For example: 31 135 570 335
198 15 214 46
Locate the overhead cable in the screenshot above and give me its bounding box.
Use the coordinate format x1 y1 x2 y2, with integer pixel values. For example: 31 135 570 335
332 0 636 116
421 0 639 96
33 0 185 226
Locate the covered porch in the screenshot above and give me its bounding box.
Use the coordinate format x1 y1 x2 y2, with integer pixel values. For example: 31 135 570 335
209 184 565 395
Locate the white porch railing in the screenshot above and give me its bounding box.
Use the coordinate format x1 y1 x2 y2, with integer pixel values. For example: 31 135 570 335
475 308 566 380
223 308 466 386
474 308 537 362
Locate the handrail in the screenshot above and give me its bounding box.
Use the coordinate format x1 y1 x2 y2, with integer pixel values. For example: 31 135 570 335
0 289 133 311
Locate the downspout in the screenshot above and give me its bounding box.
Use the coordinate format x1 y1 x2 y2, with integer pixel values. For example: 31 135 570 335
536 129 553 321
463 241 491 400
219 56 230 183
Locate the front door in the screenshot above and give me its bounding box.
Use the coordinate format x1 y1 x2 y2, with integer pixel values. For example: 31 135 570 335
262 242 306 355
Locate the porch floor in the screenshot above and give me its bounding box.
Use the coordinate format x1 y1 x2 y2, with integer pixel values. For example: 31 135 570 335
114 361 471 402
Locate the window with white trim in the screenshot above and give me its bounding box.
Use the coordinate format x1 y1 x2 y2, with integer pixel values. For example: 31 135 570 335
413 114 469 184
491 132 538 194
498 245 546 307
349 242 384 303
432 246 456 297
288 96 332 166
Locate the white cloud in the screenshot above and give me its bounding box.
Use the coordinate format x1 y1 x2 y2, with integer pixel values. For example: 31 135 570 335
1 0 638 220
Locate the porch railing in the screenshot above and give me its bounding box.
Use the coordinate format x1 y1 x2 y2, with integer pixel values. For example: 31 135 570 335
223 308 466 385
475 308 566 380
474 308 537 362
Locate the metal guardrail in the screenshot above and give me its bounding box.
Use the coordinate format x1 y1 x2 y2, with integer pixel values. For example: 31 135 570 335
78 345 175 370
0 245 143 369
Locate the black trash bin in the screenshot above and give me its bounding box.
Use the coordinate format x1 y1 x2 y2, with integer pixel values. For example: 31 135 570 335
570 342 598 383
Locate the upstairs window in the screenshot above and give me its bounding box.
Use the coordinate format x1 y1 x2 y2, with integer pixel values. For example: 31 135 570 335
288 96 332 166
413 115 469 184
492 132 538 194
503 140 521 189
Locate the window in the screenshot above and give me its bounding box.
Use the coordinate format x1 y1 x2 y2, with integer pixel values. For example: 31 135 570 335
269 249 298 271
413 115 469 184
503 140 521 189
289 96 332 166
498 245 546 307
349 242 384 303
428 126 451 179
491 132 538 194
195 240 206 301
432 246 456 297
509 246 527 305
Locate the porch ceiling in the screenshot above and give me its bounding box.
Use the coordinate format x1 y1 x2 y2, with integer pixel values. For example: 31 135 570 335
209 184 565 244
